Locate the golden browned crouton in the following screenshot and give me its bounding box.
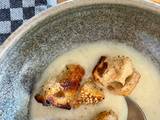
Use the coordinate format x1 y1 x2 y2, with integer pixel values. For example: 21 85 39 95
92 56 109 84
35 64 85 110
92 56 140 96
93 56 133 86
107 71 140 96
76 79 104 106
94 110 118 120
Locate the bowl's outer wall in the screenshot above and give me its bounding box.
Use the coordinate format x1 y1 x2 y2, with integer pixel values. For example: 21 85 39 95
0 4 160 120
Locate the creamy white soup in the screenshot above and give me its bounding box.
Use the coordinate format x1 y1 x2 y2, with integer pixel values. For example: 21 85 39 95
30 41 160 120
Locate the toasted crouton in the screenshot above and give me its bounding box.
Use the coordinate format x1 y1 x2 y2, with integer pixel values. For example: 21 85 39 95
107 71 140 96
94 110 118 120
93 56 133 86
76 79 104 106
35 64 85 110
92 56 140 96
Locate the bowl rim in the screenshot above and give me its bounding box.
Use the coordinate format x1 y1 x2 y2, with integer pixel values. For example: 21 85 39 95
0 0 160 58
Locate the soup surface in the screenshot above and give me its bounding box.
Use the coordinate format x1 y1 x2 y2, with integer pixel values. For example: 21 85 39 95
30 41 160 120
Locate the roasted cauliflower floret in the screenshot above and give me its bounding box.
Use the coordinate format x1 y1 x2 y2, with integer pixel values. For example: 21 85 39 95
94 110 118 120
35 64 85 110
76 80 104 106
107 71 140 96
92 56 140 96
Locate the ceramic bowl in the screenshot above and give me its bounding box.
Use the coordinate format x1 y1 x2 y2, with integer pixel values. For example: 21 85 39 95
0 0 160 120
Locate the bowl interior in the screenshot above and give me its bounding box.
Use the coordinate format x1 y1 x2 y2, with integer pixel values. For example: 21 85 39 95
0 3 160 120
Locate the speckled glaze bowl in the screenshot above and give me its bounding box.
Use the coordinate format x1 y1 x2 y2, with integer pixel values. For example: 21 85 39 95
0 0 160 120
